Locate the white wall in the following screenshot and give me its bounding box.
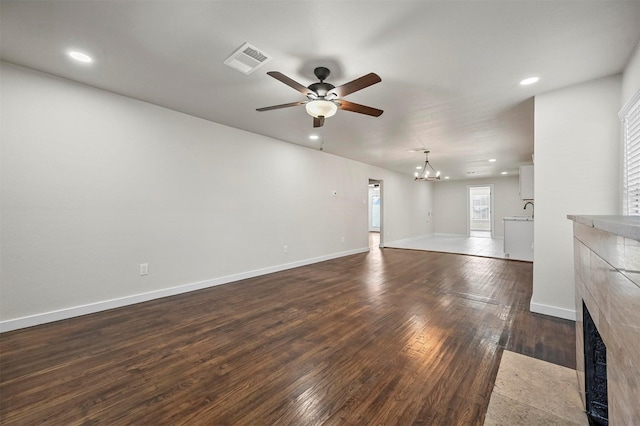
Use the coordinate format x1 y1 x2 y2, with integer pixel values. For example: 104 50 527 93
622 41 640 106
0 62 432 331
432 176 523 238
532 75 621 320
383 178 434 241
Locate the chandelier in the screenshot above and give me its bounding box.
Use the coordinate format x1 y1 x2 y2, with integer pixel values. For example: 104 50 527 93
414 151 441 181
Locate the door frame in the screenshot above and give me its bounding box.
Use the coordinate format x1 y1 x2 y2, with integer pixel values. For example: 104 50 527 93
466 184 494 237
368 179 384 248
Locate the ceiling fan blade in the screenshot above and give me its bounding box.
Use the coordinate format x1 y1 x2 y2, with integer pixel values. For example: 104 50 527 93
256 101 306 112
329 73 381 98
313 116 325 128
337 100 383 117
267 71 315 96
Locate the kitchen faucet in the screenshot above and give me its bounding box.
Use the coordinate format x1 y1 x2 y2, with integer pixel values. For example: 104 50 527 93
524 201 534 218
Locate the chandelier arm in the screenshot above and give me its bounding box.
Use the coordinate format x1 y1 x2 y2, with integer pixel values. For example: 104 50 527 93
414 151 441 181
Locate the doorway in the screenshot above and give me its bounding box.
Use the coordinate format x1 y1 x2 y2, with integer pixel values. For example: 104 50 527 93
368 179 383 248
467 185 493 238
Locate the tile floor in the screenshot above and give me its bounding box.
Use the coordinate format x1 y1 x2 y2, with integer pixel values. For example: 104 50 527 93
484 351 588 426
385 233 509 260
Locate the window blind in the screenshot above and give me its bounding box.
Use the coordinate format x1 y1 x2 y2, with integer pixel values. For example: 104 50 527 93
622 90 640 215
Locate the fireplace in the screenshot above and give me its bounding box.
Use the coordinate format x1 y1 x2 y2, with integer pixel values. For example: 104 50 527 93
569 215 640 425
583 302 608 425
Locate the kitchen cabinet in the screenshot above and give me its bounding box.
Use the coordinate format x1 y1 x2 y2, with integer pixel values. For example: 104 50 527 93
503 217 534 261
519 165 534 200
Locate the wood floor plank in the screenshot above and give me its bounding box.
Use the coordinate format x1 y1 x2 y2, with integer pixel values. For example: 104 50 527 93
0 247 575 425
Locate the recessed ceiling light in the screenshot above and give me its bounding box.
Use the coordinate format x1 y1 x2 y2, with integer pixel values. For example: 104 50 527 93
488 158 497 162
444 176 450 180
501 171 508 175
416 166 422 169
68 50 93 63
309 135 319 140
520 77 539 86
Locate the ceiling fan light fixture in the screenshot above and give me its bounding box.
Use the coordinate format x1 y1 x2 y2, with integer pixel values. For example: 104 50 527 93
305 100 338 118
257 67 382 128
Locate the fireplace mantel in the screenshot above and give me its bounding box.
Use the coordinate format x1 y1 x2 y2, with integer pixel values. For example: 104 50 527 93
569 215 640 425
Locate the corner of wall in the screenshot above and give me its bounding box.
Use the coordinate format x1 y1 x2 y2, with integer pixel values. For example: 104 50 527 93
530 301 576 321
622 41 640 106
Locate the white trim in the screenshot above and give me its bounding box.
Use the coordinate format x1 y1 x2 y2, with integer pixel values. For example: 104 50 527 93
529 302 576 321
368 178 385 248
0 247 369 333
367 184 381 232
619 88 640 119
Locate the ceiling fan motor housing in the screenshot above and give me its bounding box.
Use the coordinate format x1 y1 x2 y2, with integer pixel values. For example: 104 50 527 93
308 67 336 97
314 67 331 81
308 82 335 98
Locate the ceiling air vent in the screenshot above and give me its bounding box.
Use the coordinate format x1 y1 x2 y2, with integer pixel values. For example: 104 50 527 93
224 42 272 75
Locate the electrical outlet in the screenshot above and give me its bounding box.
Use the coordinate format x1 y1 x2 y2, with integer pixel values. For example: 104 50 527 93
283 245 288 254
140 263 149 275
341 236 345 243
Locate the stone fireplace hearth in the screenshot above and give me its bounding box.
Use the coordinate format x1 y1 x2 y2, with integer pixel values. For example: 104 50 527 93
569 215 640 425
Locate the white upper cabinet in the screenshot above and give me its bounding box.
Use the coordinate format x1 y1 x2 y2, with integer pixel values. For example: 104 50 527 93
519 165 534 200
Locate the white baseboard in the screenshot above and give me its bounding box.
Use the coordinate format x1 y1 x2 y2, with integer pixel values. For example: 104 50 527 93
0 247 370 333
530 302 576 321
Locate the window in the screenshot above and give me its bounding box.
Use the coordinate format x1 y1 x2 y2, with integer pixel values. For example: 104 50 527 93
472 195 490 219
622 90 640 215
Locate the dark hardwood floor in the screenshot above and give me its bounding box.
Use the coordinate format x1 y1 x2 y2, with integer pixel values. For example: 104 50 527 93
0 246 575 425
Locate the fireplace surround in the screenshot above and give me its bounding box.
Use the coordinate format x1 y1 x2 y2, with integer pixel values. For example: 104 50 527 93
569 215 640 425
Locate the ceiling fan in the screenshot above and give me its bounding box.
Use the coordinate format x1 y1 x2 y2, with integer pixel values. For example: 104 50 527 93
256 67 383 128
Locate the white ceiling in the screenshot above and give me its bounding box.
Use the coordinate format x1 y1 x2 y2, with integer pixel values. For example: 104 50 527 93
2 1 639 179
